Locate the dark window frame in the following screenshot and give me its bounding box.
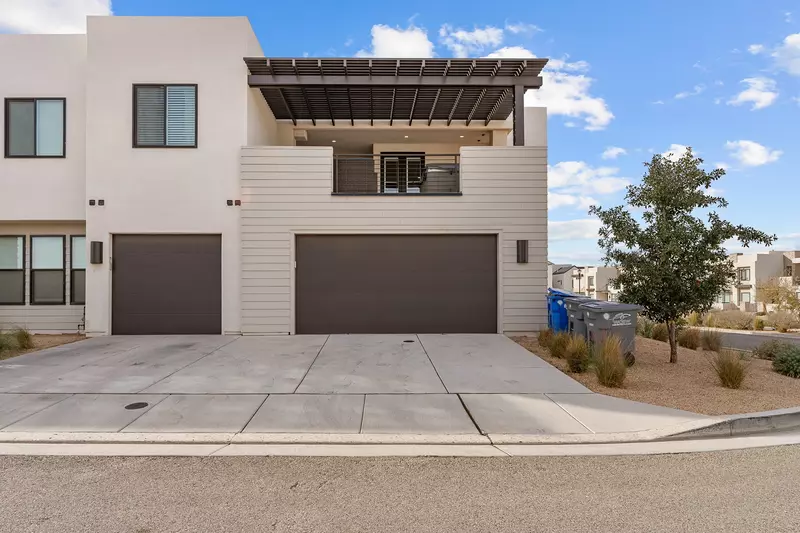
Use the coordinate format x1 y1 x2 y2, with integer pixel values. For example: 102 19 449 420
738 267 751 282
0 235 26 305
30 235 66 306
4 97 67 159
132 84 198 149
70 235 86 305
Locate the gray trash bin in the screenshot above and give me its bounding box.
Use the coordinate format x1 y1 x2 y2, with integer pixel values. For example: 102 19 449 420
579 301 643 358
565 297 595 340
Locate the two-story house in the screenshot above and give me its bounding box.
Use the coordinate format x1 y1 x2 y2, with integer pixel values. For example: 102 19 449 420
715 251 800 311
570 266 618 301
0 16 549 337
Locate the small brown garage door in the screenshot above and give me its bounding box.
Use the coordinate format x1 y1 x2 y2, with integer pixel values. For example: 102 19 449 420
112 235 222 334
296 234 497 334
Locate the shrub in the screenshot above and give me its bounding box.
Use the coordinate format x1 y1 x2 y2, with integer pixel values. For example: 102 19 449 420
710 350 748 389
636 316 655 339
651 323 669 342
765 311 800 333
11 327 33 350
687 312 701 326
704 312 717 328
537 328 554 349
0 333 19 353
549 332 571 359
773 345 800 378
564 335 591 373
594 335 627 388
677 328 701 350
754 317 765 331
714 310 754 330
753 340 796 361
701 330 723 352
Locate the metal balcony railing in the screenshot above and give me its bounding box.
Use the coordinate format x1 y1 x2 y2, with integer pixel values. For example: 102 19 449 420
333 154 460 195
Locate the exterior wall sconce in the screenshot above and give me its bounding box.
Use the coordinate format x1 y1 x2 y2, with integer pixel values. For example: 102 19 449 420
90 241 103 264
516 240 528 263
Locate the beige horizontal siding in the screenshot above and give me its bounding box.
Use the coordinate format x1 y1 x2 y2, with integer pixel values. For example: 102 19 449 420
240 146 547 335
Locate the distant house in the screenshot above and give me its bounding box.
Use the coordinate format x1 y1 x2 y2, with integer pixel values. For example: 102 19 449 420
549 264 575 290
714 251 800 312
570 266 619 301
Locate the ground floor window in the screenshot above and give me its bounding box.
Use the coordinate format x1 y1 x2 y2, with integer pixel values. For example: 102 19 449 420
31 236 65 304
0 236 25 304
716 291 732 304
70 236 86 305
739 291 751 304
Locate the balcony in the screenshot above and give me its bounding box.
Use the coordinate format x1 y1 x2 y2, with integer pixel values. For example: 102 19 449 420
333 154 461 195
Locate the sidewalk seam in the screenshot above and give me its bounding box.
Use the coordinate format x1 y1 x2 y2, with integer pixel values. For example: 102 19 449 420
416 334 449 393
544 393 595 434
0 393 75 431
292 335 330 393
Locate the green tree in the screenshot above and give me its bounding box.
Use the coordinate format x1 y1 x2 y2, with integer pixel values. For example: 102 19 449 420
589 148 775 363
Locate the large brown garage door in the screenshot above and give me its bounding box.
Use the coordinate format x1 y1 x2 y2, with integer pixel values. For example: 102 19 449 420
296 234 497 334
112 235 222 334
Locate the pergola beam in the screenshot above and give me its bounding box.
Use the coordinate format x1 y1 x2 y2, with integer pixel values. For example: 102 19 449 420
248 75 542 88
276 88 296 126
465 88 487 126
484 89 508 126
427 88 441 126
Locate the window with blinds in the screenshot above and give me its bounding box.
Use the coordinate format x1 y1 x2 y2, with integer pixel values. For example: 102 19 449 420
133 85 197 148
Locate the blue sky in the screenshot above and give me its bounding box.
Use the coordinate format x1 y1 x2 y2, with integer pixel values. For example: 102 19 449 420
4 1 799 265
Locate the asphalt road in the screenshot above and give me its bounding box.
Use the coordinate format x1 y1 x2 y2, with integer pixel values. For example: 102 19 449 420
718 330 800 352
2 446 799 532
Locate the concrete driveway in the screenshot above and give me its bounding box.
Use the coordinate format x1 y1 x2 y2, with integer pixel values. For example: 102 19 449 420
0 334 704 436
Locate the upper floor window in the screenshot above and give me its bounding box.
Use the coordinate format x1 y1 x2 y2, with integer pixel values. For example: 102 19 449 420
0 236 25 305
738 267 751 282
133 85 197 148
587 276 595 287
4 98 65 158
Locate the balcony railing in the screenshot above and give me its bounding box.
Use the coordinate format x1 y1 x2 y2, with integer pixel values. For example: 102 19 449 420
333 154 460 195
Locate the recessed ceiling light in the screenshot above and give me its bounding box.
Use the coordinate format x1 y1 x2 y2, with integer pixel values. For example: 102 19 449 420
332 140 337 143
459 135 464 138
404 135 409 138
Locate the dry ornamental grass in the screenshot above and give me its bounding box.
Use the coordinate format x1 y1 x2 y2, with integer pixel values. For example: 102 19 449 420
515 335 800 415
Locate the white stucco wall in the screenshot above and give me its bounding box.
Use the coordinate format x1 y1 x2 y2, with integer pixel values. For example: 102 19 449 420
0 35 86 222
83 16 279 335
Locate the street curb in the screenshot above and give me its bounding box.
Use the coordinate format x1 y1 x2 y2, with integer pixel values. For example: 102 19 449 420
0 408 797 446
661 407 800 440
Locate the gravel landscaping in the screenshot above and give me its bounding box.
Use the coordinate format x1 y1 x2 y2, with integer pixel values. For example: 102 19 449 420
514 335 800 416
0 334 85 361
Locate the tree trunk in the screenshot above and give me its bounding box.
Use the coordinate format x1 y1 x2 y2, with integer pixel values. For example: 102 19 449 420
667 321 678 363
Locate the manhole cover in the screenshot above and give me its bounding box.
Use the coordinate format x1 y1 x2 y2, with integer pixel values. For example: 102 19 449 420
124 402 149 410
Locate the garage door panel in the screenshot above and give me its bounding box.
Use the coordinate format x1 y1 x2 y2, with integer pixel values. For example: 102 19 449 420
112 235 221 335
296 235 497 334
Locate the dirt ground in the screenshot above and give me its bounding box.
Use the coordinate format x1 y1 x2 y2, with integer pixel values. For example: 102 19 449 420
514 335 800 416
0 334 85 361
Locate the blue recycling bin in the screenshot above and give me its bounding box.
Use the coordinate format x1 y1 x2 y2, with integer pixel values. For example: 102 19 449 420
547 288 577 332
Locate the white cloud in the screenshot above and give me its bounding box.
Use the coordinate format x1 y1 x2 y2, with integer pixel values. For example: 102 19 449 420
549 219 602 242
748 44 766 54
0 0 111 33
548 192 597 211
772 33 800 75
661 144 691 161
715 162 729 170
505 22 541 34
652 100 665 105
727 77 778 110
487 46 613 131
439 24 503 57
725 140 782 167
713 97 723 105
674 84 706 99
787 12 794 23
601 146 627 160
356 24 434 58
548 161 630 195
344 38 354 47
